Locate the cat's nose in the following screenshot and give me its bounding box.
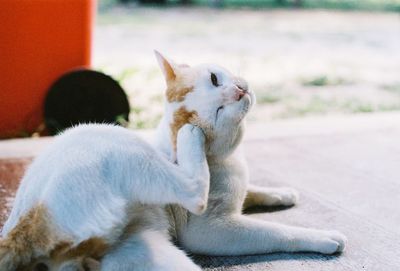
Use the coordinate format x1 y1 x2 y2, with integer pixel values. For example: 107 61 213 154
236 85 247 92
235 85 247 101
238 91 245 100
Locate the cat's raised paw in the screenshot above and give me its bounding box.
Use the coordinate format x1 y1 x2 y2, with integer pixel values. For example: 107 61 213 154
178 124 206 146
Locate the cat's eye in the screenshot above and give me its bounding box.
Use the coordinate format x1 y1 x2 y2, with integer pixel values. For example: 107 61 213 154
210 73 219 87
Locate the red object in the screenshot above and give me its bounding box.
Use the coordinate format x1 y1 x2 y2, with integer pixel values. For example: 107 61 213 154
0 0 96 138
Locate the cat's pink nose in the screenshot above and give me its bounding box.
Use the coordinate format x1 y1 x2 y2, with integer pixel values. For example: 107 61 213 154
235 86 247 101
237 91 245 100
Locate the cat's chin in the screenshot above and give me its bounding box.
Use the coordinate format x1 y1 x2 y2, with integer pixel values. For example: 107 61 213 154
243 93 252 109
236 94 252 121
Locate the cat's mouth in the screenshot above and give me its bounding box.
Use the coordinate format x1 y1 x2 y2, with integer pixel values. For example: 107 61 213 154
214 91 253 125
215 105 224 123
216 92 252 117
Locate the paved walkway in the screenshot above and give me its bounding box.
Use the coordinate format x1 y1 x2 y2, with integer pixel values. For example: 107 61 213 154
1 112 399 270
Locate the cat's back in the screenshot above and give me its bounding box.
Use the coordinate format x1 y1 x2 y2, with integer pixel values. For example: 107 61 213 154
22 124 154 191
41 123 151 162
54 123 146 151
2 124 152 236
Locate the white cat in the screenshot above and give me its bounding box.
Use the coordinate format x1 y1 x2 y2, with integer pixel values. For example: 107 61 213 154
163 51 347 253
0 52 346 271
0 123 209 270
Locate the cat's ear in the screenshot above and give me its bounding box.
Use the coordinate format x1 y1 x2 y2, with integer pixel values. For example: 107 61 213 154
154 50 176 82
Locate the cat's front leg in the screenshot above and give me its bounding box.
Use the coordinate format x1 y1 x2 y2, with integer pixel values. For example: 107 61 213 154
125 124 209 215
180 214 346 256
176 124 210 215
243 184 299 209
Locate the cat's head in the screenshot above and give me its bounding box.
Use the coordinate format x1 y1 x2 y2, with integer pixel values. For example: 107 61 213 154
155 51 256 159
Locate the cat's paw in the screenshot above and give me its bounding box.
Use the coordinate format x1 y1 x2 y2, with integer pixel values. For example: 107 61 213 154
270 187 299 206
183 180 209 216
308 230 347 254
254 187 299 207
184 195 208 216
177 124 205 150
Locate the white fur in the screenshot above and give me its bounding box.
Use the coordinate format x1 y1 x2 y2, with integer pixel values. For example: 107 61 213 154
96 53 346 270
1 124 209 270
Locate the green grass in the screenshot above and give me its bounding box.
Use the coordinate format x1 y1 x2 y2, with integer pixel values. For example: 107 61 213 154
279 96 335 118
343 99 374 113
300 0 400 11
115 68 140 83
209 0 397 12
256 90 284 104
197 0 400 11
275 96 400 119
381 83 400 95
100 0 400 12
302 75 352 87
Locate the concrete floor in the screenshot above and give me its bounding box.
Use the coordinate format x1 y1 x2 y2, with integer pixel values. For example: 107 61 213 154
1 112 399 270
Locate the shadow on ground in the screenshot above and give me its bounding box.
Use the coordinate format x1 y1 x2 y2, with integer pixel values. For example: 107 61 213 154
194 252 339 269
243 205 294 214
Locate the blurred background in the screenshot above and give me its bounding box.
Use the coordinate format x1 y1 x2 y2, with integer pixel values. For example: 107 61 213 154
0 0 399 135
94 0 400 129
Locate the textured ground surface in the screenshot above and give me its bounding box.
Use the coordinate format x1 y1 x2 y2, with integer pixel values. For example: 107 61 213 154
1 112 399 270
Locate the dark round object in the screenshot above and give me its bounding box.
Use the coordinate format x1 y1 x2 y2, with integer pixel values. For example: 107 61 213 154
34 263 49 271
44 69 130 135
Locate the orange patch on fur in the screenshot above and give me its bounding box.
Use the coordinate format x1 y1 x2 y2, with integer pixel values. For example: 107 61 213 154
0 205 109 270
170 106 199 153
166 85 193 103
18 238 108 271
0 205 57 269
53 238 109 260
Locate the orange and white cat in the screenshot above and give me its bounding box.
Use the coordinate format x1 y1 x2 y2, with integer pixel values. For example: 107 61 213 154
152 52 346 258
0 52 346 271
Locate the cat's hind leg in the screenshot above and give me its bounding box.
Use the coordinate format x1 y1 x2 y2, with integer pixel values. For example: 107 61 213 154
0 205 59 271
243 184 299 209
101 230 201 271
